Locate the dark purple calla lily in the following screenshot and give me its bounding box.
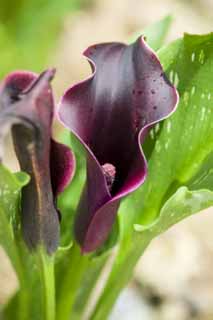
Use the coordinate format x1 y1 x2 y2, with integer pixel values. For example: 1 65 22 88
59 36 179 253
0 69 75 254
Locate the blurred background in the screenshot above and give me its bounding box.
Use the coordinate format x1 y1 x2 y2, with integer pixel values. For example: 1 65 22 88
0 0 213 319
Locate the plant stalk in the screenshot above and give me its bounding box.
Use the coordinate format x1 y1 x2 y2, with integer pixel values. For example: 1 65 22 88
37 249 56 320
56 242 89 320
90 238 150 320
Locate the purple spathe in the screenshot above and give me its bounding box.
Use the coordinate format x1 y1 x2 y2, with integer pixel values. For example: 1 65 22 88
59 36 179 253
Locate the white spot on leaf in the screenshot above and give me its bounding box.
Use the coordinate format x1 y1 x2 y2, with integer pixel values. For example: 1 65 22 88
191 52 195 62
199 49 205 64
174 73 179 87
166 120 171 133
169 70 174 83
191 86 196 96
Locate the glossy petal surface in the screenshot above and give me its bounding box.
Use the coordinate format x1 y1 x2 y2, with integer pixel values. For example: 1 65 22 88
59 37 178 252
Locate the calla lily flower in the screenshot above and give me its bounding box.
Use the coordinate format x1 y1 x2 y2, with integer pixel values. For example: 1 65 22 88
0 69 75 254
59 36 179 253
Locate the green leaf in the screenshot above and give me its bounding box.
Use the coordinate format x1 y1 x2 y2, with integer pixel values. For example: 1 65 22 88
121 33 213 235
0 166 54 320
0 165 33 320
91 187 213 320
187 151 213 190
143 15 173 50
130 15 173 50
134 187 213 235
123 31 213 272
0 165 29 260
91 32 213 320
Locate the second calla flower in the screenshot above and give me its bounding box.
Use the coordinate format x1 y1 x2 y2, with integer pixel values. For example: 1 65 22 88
0 69 75 253
59 36 179 253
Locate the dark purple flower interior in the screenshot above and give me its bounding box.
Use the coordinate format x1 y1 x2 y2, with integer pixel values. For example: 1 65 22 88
60 36 179 252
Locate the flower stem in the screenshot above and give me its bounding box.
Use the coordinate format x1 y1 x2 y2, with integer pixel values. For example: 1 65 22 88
71 254 109 320
90 239 150 320
56 242 89 320
17 266 31 320
37 249 56 320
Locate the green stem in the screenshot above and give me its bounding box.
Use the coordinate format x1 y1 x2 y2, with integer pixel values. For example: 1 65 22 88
16 262 31 320
56 242 89 320
90 239 150 320
37 249 56 320
71 254 109 320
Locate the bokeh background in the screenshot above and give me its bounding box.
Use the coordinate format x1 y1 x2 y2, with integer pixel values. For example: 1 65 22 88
0 0 212 319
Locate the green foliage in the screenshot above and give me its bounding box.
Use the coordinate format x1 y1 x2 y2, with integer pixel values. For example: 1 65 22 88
143 15 173 50
0 165 56 320
0 165 29 264
91 32 213 320
1 13 213 320
120 32 213 235
135 187 213 234
0 165 33 320
130 15 172 50
0 0 86 77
